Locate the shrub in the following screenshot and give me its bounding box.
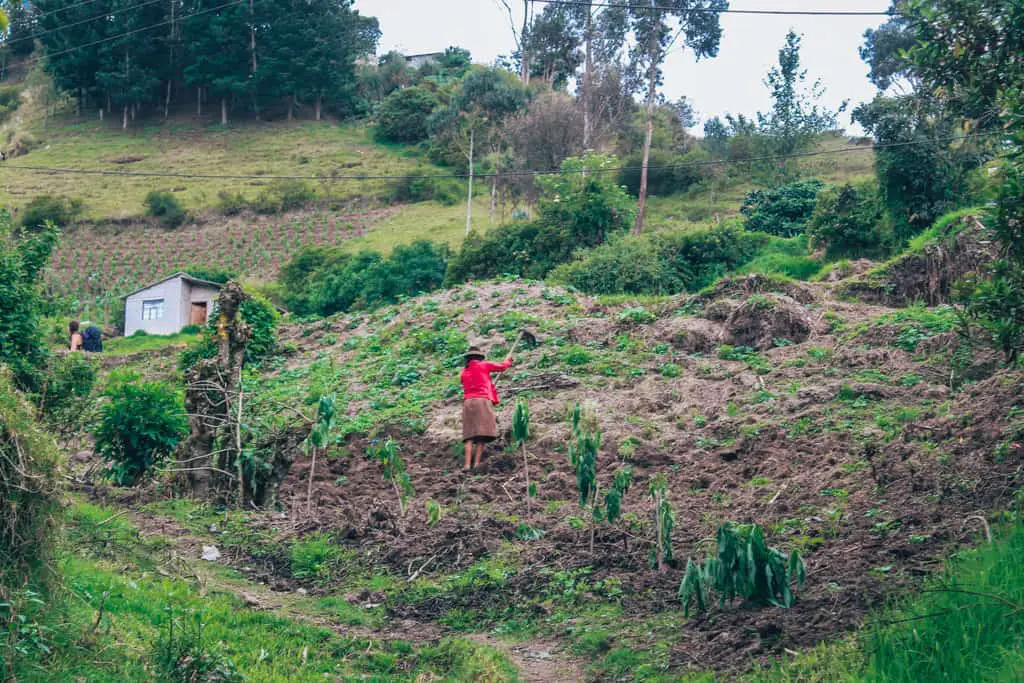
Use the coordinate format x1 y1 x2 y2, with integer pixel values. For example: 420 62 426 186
0 85 20 122
375 86 440 143
807 181 891 258
445 153 634 284
289 533 341 582
284 241 449 317
0 369 59 585
37 353 98 424
550 223 767 296
740 179 824 236
618 147 712 197
94 380 187 486
216 190 249 215
0 211 58 392
183 266 237 284
19 195 84 232
384 171 464 206
144 190 187 228
254 179 316 214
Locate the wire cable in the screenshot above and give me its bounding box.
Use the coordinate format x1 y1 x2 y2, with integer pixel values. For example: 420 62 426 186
0 131 1004 181
7 0 172 48
531 0 892 17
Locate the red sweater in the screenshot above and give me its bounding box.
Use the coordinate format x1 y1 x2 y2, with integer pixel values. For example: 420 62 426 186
461 359 512 404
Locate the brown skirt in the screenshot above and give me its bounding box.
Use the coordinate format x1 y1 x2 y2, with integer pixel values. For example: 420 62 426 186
462 398 497 442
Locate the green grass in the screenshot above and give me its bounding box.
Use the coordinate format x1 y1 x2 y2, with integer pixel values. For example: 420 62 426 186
102 331 202 356
1 119 425 217
750 520 1024 682
20 499 519 682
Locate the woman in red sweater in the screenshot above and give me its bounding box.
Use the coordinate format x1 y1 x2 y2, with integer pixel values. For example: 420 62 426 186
461 345 513 471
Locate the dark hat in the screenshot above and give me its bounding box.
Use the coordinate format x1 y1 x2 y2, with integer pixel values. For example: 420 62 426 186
465 345 485 360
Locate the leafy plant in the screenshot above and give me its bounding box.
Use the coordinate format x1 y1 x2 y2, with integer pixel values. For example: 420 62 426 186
568 402 601 552
370 438 413 517
679 522 806 616
19 195 83 233
512 397 534 511
649 473 675 571
94 381 187 486
807 180 891 258
740 179 825 237
303 394 338 514
144 190 187 228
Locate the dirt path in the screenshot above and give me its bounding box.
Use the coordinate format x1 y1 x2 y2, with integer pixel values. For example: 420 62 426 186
127 510 585 681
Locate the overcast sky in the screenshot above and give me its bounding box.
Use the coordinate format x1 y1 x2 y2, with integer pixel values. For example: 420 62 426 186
353 0 891 134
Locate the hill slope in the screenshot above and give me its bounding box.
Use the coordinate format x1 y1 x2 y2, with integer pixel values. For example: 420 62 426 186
96 270 1022 679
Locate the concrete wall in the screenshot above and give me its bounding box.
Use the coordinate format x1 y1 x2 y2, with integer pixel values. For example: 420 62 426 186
124 277 221 336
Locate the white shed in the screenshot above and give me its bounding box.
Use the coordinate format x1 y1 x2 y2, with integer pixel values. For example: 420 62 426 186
123 272 223 337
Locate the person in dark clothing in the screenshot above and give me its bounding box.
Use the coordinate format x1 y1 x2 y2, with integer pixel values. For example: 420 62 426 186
460 345 512 471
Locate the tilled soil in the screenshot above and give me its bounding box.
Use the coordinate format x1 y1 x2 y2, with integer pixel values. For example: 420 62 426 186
101 275 1023 678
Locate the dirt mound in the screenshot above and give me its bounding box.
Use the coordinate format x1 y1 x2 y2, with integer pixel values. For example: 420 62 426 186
723 294 813 350
838 215 996 306
652 317 723 353
691 273 817 306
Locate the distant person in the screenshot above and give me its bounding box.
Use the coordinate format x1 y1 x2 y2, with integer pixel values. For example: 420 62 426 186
82 324 103 353
460 345 513 471
69 320 83 351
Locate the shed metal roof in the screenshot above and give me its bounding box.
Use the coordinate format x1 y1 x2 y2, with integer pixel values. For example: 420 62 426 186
121 271 225 299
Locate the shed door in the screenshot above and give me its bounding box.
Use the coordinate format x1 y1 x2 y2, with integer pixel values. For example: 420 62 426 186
190 302 208 326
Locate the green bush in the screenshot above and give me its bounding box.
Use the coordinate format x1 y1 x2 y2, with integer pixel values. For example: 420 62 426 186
289 533 341 582
384 171 464 206
445 153 634 284
183 266 237 284
94 381 187 486
618 147 711 197
739 235 823 280
144 191 187 228
19 195 84 232
740 179 824 237
0 85 20 122
216 190 249 215
37 353 98 423
0 211 58 391
375 86 440 143
254 179 316 214
807 181 891 258
550 223 767 296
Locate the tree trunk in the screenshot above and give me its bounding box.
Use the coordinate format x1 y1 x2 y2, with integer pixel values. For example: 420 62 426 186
197 87 202 117
490 173 497 224
249 0 257 74
306 447 317 514
583 4 593 148
287 95 294 121
315 95 322 121
520 0 530 84
633 23 660 236
165 80 172 119
99 107 103 121
122 105 128 130
465 128 475 235
221 97 228 126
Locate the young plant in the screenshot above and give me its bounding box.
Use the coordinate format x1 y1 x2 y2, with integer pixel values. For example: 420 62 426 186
649 473 675 572
303 394 337 514
678 522 806 616
512 397 534 512
568 402 601 552
370 438 414 517
600 465 634 549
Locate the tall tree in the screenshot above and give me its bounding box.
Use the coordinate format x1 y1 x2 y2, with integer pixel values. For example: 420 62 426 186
629 0 726 235
94 0 168 128
757 30 844 161
182 0 250 124
34 0 111 115
518 4 583 89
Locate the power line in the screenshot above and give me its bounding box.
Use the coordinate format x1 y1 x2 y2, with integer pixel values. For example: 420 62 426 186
531 0 892 17
1 131 1004 182
8 0 171 48
31 0 107 20
19 0 247 66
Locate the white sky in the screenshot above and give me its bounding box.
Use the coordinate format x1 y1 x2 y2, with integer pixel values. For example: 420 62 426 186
353 0 890 134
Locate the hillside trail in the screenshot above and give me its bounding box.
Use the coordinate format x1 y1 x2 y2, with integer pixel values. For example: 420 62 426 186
126 509 585 682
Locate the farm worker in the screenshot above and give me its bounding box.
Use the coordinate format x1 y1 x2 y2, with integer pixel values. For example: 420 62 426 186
69 320 83 352
461 345 513 471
